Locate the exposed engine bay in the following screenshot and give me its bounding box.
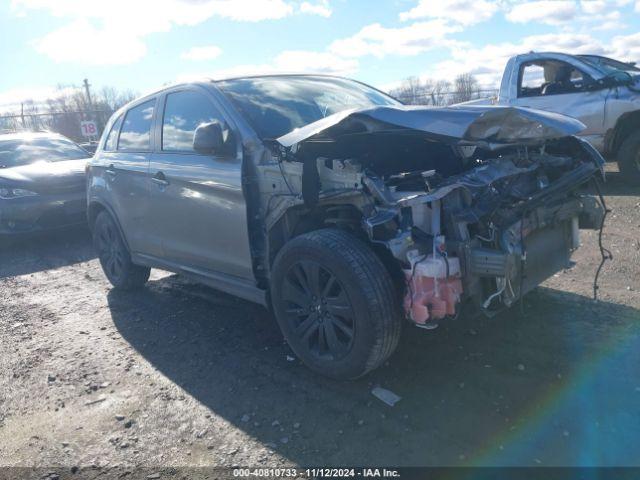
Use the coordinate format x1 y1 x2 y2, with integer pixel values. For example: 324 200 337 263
256 106 606 327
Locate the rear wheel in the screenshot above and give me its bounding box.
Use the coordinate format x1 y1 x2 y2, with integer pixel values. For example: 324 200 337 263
617 130 640 184
93 211 150 290
270 229 401 380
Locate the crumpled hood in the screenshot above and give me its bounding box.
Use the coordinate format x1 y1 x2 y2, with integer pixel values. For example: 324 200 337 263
276 105 585 148
0 158 89 194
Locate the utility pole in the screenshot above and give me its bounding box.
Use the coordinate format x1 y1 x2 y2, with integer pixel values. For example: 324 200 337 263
83 78 93 110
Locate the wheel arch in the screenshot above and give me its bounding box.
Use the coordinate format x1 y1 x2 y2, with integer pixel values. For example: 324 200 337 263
267 204 365 267
266 204 405 298
87 199 132 252
606 109 640 157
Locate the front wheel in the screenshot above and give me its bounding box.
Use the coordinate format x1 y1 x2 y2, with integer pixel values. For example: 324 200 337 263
617 130 640 184
93 211 150 290
270 229 401 380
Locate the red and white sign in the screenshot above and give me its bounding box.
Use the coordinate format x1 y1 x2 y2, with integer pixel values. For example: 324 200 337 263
80 120 98 138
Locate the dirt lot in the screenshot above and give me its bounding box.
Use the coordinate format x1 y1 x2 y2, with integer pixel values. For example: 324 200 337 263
1 166 639 476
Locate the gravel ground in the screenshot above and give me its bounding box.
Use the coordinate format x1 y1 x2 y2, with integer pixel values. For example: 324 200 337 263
0 165 639 477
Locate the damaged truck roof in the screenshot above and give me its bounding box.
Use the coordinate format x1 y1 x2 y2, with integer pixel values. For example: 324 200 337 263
276 105 586 148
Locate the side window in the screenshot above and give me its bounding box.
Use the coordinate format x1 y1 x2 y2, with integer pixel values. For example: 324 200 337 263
104 114 123 151
162 90 226 152
118 100 155 151
519 61 589 97
520 64 546 96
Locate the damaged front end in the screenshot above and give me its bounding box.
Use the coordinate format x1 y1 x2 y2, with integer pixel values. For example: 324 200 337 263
262 105 605 328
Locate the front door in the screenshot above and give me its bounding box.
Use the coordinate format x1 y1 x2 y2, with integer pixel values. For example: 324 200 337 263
147 88 254 280
511 60 609 151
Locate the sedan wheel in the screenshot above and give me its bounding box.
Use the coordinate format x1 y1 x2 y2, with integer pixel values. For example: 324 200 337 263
92 211 150 290
96 219 126 281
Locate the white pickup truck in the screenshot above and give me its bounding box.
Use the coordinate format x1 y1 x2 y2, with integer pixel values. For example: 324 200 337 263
469 52 640 181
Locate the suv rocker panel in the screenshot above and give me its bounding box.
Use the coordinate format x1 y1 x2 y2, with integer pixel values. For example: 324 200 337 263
132 253 268 305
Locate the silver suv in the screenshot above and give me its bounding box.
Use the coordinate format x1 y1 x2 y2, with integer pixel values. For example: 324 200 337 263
88 75 604 379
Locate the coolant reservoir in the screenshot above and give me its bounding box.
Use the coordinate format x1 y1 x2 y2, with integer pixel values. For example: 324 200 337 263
406 250 461 278
404 250 463 326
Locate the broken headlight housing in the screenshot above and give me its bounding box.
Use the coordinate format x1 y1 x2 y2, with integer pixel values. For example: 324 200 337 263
0 187 39 199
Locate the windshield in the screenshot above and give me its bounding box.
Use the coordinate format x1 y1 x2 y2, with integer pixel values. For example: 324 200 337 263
579 55 640 75
0 136 88 168
217 76 400 139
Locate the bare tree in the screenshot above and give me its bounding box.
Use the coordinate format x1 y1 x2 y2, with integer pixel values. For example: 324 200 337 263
0 84 138 141
389 72 484 106
430 80 452 106
389 74 480 107
389 76 457 106
391 76 431 105
97 86 138 112
452 73 480 104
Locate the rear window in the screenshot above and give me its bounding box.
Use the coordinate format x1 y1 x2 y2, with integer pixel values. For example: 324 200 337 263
118 100 155 151
104 114 123 151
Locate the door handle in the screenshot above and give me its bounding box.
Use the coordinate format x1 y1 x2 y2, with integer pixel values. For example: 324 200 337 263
105 164 117 177
152 171 169 187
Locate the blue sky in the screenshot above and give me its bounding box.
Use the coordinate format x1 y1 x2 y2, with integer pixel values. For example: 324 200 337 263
1 0 640 108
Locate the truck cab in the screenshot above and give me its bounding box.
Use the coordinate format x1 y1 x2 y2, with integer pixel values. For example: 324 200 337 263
492 52 640 181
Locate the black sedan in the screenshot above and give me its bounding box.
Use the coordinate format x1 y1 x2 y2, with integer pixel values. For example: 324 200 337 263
0 132 91 235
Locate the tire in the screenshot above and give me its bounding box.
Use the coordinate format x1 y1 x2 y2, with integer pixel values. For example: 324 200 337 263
270 228 402 380
93 211 150 290
617 130 640 184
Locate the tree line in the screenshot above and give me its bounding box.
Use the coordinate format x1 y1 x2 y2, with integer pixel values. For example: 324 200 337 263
0 84 138 142
388 73 495 105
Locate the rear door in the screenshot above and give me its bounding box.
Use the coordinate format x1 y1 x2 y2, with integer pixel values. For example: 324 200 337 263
95 98 157 254
146 87 254 280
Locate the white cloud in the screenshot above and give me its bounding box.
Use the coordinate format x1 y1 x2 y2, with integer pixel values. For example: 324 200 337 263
506 1 578 25
572 1 633 31
34 19 147 65
429 33 607 86
181 45 223 61
431 30 640 87
178 50 358 81
0 86 78 111
11 0 297 24
593 19 626 30
181 16 460 80
274 50 357 73
193 0 295 22
11 0 329 65
329 20 462 58
300 0 331 17
610 31 640 61
589 10 626 30
581 0 607 14
399 0 499 25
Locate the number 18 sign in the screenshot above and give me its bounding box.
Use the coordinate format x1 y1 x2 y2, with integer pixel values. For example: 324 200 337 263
80 120 98 137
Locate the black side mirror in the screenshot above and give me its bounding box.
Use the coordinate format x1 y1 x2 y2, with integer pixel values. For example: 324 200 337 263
193 121 224 154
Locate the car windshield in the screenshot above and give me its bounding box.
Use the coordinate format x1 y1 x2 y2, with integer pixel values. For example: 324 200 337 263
217 76 400 139
579 55 640 75
0 136 88 168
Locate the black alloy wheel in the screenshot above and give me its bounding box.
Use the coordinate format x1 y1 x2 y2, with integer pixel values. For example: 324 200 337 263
282 259 355 361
